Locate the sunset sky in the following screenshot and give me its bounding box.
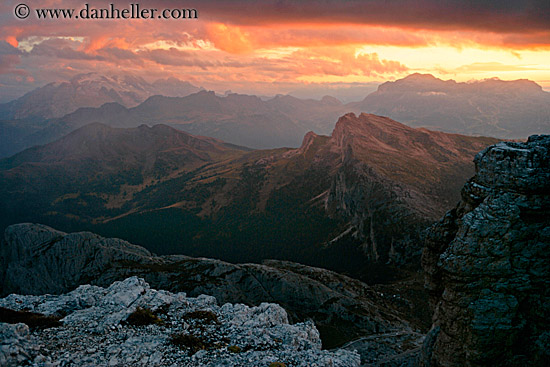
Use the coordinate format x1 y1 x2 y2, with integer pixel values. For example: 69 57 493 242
1 0 549 101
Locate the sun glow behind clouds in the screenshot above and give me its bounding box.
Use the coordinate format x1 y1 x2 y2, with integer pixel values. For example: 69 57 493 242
0 0 549 97
356 45 550 86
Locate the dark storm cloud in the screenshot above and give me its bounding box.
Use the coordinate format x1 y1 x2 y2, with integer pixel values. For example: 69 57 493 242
177 0 550 33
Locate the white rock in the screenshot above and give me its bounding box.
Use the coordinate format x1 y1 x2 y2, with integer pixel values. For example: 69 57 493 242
0 277 361 367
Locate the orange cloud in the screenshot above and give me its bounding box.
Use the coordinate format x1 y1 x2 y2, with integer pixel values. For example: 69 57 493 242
241 24 432 49
5 36 18 48
205 23 253 53
0 0 548 100
85 36 131 52
287 47 409 79
456 62 540 73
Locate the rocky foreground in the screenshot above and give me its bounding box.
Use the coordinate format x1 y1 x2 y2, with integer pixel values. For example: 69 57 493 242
0 276 360 367
0 222 423 363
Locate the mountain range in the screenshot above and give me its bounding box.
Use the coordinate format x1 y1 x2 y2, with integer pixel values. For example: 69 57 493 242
1 73 548 159
0 113 497 282
0 90 347 158
0 72 201 121
0 73 202 158
1 69 547 366
349 73 550 138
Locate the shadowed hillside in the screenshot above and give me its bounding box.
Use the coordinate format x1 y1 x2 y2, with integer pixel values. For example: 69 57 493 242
0 114 497 282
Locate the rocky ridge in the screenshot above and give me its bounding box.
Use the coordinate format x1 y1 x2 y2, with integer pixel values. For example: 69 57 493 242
326 113 496 264
421 135 550 366
0 276 360 366
0 223 425 364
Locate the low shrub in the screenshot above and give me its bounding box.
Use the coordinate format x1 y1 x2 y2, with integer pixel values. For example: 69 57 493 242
170 333 213 354
227 345 241 353
125 307 163 326
0 306 62 329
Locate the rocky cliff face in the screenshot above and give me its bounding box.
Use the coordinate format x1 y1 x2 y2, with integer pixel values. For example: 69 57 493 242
326 156 429 264
421 135 550 366
326 113 497 265
0 276 360 366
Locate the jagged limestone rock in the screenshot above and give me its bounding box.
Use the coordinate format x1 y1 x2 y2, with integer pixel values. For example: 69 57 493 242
421 135 550 367
0 323 32 367
0 277 361 367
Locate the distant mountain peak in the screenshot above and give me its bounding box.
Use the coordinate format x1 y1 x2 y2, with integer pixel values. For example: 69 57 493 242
349 74 549 139
96 101 127 111
0 121 233 173
0 73 201 120
320 95 342 105
403 73 438 81
380 73 543 93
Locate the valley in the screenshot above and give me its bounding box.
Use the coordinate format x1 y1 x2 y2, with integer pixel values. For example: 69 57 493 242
0 113 497 283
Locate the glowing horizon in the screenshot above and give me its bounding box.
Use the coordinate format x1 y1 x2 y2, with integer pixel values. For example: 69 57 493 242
1 0 549 101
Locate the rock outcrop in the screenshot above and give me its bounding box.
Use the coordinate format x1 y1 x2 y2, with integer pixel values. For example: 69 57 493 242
0 223 417 356
0 276 361 366
326 113 497 265
421 135 550 366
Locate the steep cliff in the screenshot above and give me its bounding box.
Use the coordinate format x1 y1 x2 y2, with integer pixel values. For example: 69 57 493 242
421 135 550 366
326 113 497 265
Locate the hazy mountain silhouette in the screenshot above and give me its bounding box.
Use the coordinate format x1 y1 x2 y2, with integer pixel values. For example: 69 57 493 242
2 73 547 160
0 90 349 157
349 73 550 138
0 72 201 120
